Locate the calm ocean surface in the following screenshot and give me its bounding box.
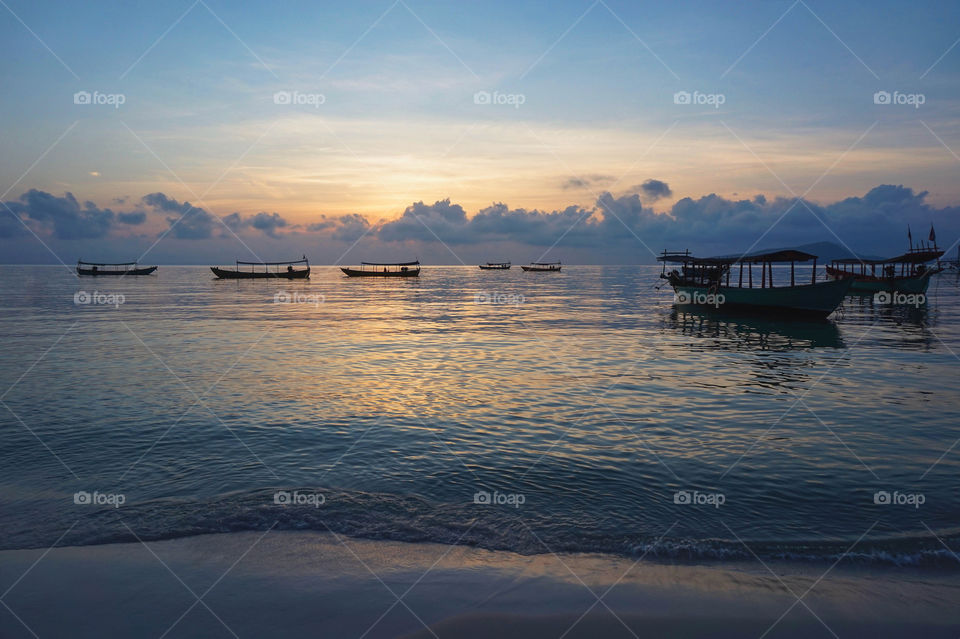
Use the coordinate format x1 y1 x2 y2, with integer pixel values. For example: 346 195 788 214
1 265 959 566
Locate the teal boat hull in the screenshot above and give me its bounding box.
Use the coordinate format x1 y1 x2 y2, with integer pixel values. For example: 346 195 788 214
670 278 852 319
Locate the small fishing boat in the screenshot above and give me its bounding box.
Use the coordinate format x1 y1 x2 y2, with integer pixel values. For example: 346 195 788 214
479 261 511 270
340 261 420 277
658 249 852 319
521 261 561 272
77 260 157 276
211 257 310 279
825 233 943 294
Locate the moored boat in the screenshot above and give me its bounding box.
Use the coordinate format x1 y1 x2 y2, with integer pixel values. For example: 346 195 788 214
77 260 157 276
340 261 420 277
658 249 851 319
211 257 310 279
479 261 511 270
825 246 943 295
520 261 561 272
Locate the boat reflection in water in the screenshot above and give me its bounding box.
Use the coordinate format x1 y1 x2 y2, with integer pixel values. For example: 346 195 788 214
665 307 845 351
840 289 938 350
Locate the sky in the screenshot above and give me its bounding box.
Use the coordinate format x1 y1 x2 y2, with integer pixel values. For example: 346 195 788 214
1 0 959 264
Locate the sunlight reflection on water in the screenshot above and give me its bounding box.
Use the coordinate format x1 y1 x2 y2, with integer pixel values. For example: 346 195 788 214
1 265 958 563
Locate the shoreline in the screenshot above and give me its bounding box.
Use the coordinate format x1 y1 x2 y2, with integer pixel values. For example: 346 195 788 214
2 531 958 638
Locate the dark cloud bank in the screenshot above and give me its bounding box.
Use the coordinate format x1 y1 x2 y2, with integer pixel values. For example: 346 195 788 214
3 182 959 262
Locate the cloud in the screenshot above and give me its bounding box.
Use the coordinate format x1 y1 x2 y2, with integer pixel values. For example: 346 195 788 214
306 213 371 242
370 185 960 258
376 199 599 246
143 193 217 239
141 192 185 213
4 189 116 239
2 185 958 263
634 179 673 202
0 209 27 238
224 211 289 238
117 211 146 225
560 174 615 191
142 194 295 240
378 199 470 243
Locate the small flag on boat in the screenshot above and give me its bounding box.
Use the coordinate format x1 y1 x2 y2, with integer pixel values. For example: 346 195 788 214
929 225 936 243
908 225 912 246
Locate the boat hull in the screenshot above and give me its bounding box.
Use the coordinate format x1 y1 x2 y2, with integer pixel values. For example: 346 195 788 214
669 278 852 319
340 267 420 277
479 265 510 270
211 267 310 279
825 266 937 294
520 266 561 272
77 266 157 276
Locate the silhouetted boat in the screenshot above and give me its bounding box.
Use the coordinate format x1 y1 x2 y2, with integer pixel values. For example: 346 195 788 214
341 261 420 277
826 245 944 294
521 261 561 272
658 249 851 319
77 260 157 276
211 257 310 279
479 261 511 270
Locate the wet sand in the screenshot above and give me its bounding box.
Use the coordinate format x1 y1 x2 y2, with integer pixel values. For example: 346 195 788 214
1 531 957 638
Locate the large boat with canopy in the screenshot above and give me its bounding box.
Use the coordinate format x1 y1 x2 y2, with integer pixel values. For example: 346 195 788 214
340 260 421 277
825 231 943 294
658 249 852 318
211 257 310 279
77 260 157 276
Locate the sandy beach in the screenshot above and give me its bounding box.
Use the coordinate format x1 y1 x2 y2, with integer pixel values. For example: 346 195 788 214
2 531 958 638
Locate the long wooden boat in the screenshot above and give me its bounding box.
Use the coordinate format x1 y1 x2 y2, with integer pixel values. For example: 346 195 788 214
479 261 511 270
658 249 852 319
211 257 310 279
520 261 561 272
341 261 420 277
825 245 943 294
77 260 157 276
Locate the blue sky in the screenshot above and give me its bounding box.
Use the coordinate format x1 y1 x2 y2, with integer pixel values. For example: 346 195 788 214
2 0 959 263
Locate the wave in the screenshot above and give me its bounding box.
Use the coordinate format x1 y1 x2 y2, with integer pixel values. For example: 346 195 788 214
4 488 959 570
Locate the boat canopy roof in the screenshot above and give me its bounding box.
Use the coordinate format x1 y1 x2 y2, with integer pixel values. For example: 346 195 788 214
360 260 419 266
78 260 138 266
486 261 510 265
658 249 817 265
830 248 943 266
530 261 561 265
235 257 308 265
